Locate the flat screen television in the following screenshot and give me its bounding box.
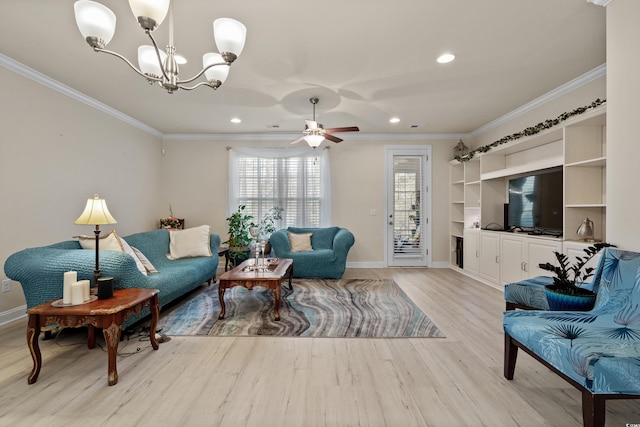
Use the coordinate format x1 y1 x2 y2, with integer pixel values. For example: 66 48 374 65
507 168 563 234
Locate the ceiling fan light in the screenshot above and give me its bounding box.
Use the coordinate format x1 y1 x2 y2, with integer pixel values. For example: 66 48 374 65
203 53 230 84
128 0 170 28
74 1 116 47
304 134 325 147
138 45 167 78
213 18 247 59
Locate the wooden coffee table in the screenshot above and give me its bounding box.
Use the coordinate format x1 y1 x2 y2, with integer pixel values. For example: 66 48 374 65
217 258 293 321
26 288 159 386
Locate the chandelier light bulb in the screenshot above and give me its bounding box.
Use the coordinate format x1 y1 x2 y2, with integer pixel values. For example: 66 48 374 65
213 18 247 60
138 45 167 79
203 53 230 86
128 0 170 29
74 1 117 48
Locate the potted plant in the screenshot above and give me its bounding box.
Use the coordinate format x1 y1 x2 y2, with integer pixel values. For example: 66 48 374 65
225 205 254 267
258 207 284 254
538 242 612 310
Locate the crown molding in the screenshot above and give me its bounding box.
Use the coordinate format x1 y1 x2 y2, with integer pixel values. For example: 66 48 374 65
0 53 163 138
163 132 469 141
470 63 606 138
587 0 614 6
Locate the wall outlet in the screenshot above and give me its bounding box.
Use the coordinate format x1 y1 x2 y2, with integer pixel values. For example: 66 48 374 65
2 279 10 293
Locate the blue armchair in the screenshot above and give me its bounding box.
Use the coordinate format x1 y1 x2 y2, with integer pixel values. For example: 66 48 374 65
269 227 354 279
503 248 640 427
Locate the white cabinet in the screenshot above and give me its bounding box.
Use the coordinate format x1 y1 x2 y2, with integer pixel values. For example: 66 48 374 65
463 229 479 275
479 232 500 283
498 233 561 285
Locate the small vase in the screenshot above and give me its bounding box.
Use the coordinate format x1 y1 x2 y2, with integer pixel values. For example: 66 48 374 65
544 285 596 311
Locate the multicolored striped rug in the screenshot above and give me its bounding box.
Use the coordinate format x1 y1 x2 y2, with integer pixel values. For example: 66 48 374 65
157 278 444 338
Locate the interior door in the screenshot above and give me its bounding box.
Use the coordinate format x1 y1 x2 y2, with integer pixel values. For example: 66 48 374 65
385 146 431 267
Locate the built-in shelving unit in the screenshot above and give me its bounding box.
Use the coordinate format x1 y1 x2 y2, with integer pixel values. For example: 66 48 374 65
448 104 606 284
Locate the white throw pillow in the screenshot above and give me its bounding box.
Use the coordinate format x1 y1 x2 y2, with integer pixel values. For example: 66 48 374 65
167 225 212 260
131 246 158 274
120 238 147 275
288 232 313 252
76 229 124 251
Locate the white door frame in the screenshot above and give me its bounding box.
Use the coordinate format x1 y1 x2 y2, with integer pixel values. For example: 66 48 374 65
384 145 432 267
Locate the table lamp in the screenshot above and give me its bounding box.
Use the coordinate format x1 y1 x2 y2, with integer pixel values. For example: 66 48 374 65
74 194 118 286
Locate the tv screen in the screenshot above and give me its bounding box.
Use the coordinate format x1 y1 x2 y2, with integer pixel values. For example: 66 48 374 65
507 169 563 233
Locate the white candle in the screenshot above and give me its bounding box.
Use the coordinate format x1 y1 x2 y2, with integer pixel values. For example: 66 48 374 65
63 271 77 304
78 279 90 301
71 282 84 305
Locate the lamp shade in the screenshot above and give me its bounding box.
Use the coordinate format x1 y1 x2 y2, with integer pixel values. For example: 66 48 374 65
213 18 247 57
203 53 230 84
128 0 170 26
74 195 118 225
74 0 117 46
304 134 325 148
138 45 167 77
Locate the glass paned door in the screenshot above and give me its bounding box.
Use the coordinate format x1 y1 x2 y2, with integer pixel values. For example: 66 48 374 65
385 147 431 267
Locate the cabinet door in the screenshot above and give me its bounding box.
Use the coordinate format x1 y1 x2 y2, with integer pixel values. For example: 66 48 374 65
479 232 500 284
525 240 562 279
463 230 479 275
500 235 525 285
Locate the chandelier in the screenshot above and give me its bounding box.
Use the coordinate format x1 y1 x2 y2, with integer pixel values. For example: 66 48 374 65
73 0 246 93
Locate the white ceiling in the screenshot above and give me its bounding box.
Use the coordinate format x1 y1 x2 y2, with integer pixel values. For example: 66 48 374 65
0 0 606 139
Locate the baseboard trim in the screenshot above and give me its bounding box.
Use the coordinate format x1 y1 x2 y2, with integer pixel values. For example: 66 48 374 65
0 305 26 326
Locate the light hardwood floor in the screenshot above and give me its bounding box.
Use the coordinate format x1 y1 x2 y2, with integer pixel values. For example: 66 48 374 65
0 268 638 426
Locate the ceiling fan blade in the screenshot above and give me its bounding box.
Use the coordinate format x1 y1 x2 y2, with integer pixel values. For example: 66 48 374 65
290 136 306 145
306 120 319 130
324 126 359 133
324 133 343 143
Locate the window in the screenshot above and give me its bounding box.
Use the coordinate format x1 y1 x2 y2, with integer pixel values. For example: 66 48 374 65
228 147 332 228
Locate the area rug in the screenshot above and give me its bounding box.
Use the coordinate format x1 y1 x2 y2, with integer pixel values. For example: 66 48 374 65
157 278 444 338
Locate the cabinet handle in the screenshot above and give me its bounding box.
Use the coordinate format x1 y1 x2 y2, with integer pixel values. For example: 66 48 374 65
496 256 500 264
476 250 479 258
521 262 525 271
523 262 528 272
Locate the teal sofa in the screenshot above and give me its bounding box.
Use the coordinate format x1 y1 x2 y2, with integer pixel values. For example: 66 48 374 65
269 227 354 279
4 229 220 328
503 248 640 427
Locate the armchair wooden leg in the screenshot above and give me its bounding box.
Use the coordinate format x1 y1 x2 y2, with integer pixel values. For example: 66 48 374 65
504 333 518 380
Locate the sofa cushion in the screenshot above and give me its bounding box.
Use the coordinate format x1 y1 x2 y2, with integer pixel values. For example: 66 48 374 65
288 232 313 252
167 225 213 259
120 238 147 275
76 229 124 251
288 226 339 249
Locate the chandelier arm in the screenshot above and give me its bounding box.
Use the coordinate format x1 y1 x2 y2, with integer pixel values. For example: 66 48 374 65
175 61 230 85
145 31 172 82
94 48 162 82
177 82 219 91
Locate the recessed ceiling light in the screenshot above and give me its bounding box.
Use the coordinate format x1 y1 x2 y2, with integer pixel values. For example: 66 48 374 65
437 53 456 64
389 117 400 124
230 117 242 124
175 54 187 65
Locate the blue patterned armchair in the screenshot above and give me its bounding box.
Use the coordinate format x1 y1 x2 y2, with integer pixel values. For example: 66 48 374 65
503 248 640 427
269 227 354 279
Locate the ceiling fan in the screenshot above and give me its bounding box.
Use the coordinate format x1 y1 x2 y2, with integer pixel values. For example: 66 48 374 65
291 97 359 147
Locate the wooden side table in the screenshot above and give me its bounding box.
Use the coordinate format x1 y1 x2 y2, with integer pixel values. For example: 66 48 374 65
26 288 160 386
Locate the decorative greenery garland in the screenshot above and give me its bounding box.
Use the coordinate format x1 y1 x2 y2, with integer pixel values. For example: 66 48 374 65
455 98 606 162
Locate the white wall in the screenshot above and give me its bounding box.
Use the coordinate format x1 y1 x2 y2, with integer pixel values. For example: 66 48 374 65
606 0 640 250
159 137 457 265
0 66 163 315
